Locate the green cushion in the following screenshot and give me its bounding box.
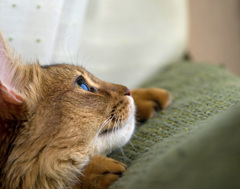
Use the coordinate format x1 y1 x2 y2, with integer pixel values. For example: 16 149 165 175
109 61 240 188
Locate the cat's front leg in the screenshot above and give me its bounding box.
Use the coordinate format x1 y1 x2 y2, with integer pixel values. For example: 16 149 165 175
132 88 171 122
74 156 126 189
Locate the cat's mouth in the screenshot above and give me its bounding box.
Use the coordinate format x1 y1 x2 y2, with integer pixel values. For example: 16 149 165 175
98 116 134 137
99 97 135 136
99 127 122 135
91 97 135 155
100 129 113 135
99 117 126 135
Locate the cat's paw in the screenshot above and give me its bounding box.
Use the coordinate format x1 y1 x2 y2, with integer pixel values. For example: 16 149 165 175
132 88 171 122
78 156 126 189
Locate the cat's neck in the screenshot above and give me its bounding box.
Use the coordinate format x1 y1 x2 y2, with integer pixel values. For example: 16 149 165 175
0 98 29 179
0 118 22 172
0 98 28 161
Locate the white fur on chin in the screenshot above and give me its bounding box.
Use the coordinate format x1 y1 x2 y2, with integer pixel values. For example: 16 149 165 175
91 96 136 156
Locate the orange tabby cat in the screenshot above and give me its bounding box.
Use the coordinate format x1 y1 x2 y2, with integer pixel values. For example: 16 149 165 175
0 31 170 189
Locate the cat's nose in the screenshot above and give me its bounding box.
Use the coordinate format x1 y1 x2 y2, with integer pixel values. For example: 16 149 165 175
124 88 132 96
113 85 132 96
103 83 132 96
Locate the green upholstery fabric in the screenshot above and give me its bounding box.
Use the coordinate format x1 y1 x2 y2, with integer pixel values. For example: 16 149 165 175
109 61 240 188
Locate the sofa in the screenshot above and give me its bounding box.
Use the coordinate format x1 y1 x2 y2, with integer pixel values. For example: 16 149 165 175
109 61 240 189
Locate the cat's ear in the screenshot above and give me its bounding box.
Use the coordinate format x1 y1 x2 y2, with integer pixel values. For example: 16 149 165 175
0 31 23 105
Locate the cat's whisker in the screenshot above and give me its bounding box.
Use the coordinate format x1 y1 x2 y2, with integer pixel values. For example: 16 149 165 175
107 114 115 135
79 47 91 69
104 116 113 151
116 113 121 134
132 133 138 139
93 114 115 144
117 114 123 132
129 141 137 151
97 116 112 134
109 114 115 134
91 116 112 147
113 112 120 136
76 42 86 67
114 118 119 135
112 113 117 132
110 112 119 150
121 114 124 125
119 147 127 162
66 37 75 65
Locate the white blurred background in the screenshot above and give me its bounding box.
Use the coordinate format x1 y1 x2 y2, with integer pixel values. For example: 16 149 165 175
0 0 188 88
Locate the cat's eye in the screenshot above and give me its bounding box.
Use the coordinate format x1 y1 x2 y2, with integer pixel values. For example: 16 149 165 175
75 76 90 91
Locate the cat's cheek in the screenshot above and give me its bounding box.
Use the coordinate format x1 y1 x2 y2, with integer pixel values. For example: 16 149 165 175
109 96 136 149
90 97 136 156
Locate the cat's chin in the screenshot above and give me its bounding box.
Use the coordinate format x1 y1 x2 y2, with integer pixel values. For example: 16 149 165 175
91 96 136 156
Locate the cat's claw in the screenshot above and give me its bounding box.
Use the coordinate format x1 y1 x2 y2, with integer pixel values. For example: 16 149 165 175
132 88 171 122
76 156 126 189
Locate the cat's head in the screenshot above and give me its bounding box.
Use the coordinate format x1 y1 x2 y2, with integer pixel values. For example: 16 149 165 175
0 31 135 187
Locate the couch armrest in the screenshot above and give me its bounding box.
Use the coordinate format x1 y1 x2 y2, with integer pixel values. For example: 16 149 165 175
109 61 240 188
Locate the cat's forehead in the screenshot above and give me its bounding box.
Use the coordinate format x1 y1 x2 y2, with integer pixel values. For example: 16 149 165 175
41 64 98 82
42 64 87 74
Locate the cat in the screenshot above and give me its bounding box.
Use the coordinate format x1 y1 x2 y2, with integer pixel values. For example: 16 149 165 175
0 31 171 189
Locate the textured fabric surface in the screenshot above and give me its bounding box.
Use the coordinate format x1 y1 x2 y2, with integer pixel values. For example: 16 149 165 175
112 104 240 189
109 61 240 188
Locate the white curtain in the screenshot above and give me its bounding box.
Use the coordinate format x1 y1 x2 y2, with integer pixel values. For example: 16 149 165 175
0 0 187 88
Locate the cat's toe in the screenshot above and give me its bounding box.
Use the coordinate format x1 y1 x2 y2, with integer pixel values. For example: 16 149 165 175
77 156 126 189
132 88 171 122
